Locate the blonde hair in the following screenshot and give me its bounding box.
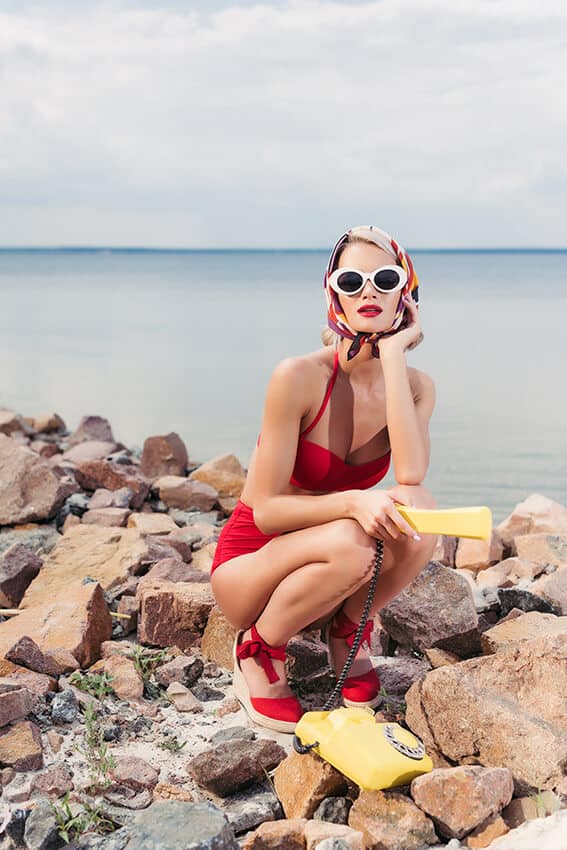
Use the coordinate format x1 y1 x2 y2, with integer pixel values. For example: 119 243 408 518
321 234 397 347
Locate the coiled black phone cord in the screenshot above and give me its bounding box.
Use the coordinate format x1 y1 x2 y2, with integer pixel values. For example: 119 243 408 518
293 538 384 754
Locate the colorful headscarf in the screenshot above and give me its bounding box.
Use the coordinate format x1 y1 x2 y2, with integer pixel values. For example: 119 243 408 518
324 225 419 361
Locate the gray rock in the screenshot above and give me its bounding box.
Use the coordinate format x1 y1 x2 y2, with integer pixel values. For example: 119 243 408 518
222 783 282 835
80 801 238 849
23 800 64 849
312 796 352 825
315 841 355 850
0 525 60 559
190 683 224 702
209 726 255 745
51 688 78 724
380 560 480 658
498 587 560 617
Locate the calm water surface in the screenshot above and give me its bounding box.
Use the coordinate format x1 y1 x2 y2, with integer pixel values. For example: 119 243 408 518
1 249 566 525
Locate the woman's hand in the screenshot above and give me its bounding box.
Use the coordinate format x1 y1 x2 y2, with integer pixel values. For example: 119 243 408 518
378 295 424 358
350 489 419 542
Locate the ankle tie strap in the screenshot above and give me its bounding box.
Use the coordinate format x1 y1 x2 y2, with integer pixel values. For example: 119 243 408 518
330 609 374 649
235 624 287 685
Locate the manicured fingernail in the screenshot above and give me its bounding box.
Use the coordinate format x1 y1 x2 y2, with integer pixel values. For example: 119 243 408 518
413 534 421 541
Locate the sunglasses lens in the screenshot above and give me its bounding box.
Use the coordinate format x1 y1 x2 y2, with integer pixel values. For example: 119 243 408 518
374 269 403 291
335 271 364 293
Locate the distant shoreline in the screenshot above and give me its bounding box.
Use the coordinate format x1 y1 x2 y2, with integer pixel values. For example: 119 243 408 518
1 247 567 255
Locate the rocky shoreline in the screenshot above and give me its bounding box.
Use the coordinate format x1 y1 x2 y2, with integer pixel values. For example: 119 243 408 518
0 407 566 850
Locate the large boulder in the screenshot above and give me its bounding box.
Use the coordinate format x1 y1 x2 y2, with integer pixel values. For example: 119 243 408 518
140 433 188 479
137 580 215 650
405 632 567 793
189 454 246 498
0 434 76 524
496 494 567 549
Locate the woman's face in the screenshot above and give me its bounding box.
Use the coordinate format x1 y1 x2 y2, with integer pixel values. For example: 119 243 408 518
335 241 403 334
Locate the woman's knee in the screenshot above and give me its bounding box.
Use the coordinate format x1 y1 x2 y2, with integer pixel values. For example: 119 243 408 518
325 519 376 585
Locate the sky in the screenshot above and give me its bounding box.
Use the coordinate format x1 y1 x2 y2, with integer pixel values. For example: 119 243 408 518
0 0 566 248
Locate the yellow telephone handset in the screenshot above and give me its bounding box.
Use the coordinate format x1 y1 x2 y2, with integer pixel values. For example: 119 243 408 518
394 505 492 541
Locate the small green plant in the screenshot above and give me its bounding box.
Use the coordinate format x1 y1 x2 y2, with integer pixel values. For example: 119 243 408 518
129 645 170 682
69 671 114 701
50 792 116 843
75 702 116 790
157 736 187 754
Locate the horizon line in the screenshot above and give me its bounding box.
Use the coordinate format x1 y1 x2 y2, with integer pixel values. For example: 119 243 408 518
1 245 567 254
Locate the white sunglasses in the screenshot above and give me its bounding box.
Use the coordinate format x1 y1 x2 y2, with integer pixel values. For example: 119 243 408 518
328 265 408 296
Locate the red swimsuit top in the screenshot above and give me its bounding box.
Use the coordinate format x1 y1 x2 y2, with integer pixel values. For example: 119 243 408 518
258 351 391 493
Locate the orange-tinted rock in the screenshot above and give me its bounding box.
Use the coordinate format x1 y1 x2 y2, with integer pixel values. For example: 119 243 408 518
32 413 66 434
303 821 364 849
189 454 246 498
154 476 218 512
480 611 567 654
97 653 143 701
348 789 438 850
74 459 149 509
153 782 194 802
0 410 32 437
0 720 43 770
127 513 179 535
405 632 567 792
137 581 215 650
241 819 306 850
190 543 216 573
531 565 567 615
31 763 73 797
463 813 509 848
273 751 348 819
410 766 513 839
201 606 237 671
455 533 504 571
0 580 112 668
140 433 188 479
496 494 567 549
0 687 32 728
0 435 76 524
82 507 131 527
117 595 138 633
514 533 567 568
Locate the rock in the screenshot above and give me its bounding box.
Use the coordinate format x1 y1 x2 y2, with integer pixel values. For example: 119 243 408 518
303 822 363 849
410 766 514 839
139 559 207 589
222 783 283 835
31 763 74 798
241 819 307 850
216 698 241 717
89 487 133 510
137 581 215 650
475 562 516 589
481 611 567 654
23 799 63 849
373 656 431 695
455 533 504 571
497 586 559 616
154 476 219 512
152 782 194 802
313 797 352 824
82 507 131 527
166 681 203 713
5 636 79 676
74 460 149 509
423 648 461 668
496 557 547 581
0 668 56 697
62 440 118 464
51 688 78 723
0 525 60 560
140 433 188 479
105 800 239 849
201 605 237 671
32 412 66 434
187 738 286 797
189 453 246 498
348 789 437 850
286 636 331 685
513 533 567 568
210 726 255 745
155 654 204 688
379 561 479 657
19 524 163 605
532 565 567 615
405 632 567 792
191 543 217 573
0 542 42 607
127 512 179 534
501 790 562 827
110 756 159 791
463 813 509 848
191 682 224 701
0 409 33 436
0 434 76 524
98 653 144 701
0 580 112 669
46 729 64 753
103 786 153 810
273 751 348 819
67 415 115 447
496 494 567 549
0 720 43 770
0 686 32 727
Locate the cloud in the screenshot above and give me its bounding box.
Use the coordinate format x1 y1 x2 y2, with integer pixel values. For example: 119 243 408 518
0 1 565 246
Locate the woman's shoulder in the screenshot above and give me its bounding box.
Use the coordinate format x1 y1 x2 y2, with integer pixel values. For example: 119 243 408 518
406 365 436 403
269 348 335 387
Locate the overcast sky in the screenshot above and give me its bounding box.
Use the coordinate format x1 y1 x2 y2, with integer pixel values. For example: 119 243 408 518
1 0 566 248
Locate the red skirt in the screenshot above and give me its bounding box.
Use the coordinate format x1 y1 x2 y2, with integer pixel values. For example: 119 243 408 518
210 500 281 574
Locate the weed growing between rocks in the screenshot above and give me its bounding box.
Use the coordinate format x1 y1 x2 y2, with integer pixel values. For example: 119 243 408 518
75 702 117 791
50 792 117 844
129 645 171 682
69 670 114 700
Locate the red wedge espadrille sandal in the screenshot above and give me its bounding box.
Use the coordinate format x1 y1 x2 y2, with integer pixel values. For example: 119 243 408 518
323 608 383 709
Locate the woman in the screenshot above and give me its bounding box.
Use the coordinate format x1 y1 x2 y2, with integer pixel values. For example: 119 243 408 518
210 225 438 733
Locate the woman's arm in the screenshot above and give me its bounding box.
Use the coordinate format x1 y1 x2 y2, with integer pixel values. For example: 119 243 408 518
382 352 436 485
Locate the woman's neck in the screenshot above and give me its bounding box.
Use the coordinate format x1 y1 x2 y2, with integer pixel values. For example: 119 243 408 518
336 337 384 379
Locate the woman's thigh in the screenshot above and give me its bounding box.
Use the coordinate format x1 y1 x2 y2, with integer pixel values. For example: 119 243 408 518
211 483 437 629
